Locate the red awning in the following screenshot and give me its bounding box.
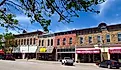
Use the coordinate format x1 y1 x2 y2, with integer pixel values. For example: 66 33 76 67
109 49 121 54
0 49 4 54
76 49 100 54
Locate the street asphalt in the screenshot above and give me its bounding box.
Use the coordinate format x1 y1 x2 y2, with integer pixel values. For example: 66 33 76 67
0 60 120 70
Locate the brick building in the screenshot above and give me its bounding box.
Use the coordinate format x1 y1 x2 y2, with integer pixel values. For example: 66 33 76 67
75 23 121 63
36 33 56 61
54 31 77 61
12 31 43 59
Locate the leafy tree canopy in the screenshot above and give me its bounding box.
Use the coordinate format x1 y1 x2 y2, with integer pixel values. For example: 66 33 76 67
0 0 105 32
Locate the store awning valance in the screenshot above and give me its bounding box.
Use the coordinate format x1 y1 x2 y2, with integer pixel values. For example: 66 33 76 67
0 49 4 54
37 47 54 53
76 48 100 54
109 48 121 54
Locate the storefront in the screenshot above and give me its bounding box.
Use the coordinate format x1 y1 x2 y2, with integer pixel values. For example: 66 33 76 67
109 47 121 61
12 47 22 59
57 48 75 61
37 47 56 61
20 45 37 59
76 48 101 63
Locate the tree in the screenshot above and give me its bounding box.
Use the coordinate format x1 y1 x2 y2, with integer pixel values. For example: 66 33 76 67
0 0 105 32
0 33 16 53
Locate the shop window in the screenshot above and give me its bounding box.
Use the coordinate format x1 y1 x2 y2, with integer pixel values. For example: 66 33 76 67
30 38 32 45
97 35 101 43
47 39 50 46
88 36 92 43
33 38 36 45
80 37 83 44
24 39 26 45
42 40 44 46
69 37 72 44
51 39 53 46
118 33 121 41
57 39 60 45
106 34 110 43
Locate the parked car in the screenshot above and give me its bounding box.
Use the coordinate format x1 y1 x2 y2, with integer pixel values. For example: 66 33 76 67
0 55 4 59
97 60 121 69
61 57 74 65
3 54 15 61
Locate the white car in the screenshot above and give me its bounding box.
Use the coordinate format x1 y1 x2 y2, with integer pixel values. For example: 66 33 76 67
61 57 74 65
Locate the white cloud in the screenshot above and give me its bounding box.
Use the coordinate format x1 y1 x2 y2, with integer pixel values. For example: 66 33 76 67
15 15 30 21
99 0 109 16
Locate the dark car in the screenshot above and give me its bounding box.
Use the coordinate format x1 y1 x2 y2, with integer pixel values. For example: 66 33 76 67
3 54 15 61
0 55 4 59
97 60 121 69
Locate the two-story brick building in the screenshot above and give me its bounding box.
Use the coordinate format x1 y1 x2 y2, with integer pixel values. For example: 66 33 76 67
36 33 56 61
75 23 121 63
54 31 77 61
13 30 43 59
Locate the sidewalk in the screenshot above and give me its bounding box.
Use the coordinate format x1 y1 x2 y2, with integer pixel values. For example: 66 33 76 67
16 59 96 66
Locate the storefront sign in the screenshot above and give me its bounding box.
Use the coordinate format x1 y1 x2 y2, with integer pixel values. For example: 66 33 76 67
40 48 47 52
109 49 121 54
76 49 100 54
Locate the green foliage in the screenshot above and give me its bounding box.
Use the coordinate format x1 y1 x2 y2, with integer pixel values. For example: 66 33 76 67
0 0 105 32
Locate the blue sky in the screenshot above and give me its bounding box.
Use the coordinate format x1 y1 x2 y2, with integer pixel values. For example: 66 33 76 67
0 0 121 34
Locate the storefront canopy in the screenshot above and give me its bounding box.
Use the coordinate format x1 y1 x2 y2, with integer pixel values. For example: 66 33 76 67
76 48 100 54
0 49 4 54
37 47 54 53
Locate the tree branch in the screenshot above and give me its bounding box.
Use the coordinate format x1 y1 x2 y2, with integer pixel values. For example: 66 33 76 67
0 0 6 6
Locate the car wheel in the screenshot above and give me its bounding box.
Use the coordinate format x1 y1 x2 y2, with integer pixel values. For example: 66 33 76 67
61 63 64 65
99 64 101 67
108 65 112 69
116 67 119 69
71 63 73 66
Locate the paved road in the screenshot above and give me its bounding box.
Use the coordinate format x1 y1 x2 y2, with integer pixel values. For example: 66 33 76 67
0 60 120 70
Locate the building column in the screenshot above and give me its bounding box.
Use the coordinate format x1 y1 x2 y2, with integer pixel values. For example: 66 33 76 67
55 49 58 61
75 53 78 62
107 52 110 60
22 53 25 59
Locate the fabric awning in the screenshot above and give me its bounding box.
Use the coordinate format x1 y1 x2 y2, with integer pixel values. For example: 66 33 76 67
76 48 100 54
37 47 54 53
0 49 4 54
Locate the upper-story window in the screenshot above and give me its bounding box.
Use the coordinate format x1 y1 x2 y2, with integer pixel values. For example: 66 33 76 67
27 39 29 45
21 39 23 45
19 40 20 45
42 40 44 46
57 39 60 45
30 38 32 45
15 40 17 45
118 33 121 41
69 37 72 44
63 38 66 45
47 39 50 46
24 39 26 45
97 35 101 43
106 34 110 42
33 38 36 45
80 37 83 44
51 39 53 46
88 36 92 43
39 40 41 46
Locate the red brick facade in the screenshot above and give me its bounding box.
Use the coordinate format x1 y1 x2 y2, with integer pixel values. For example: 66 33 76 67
54 34 76 48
